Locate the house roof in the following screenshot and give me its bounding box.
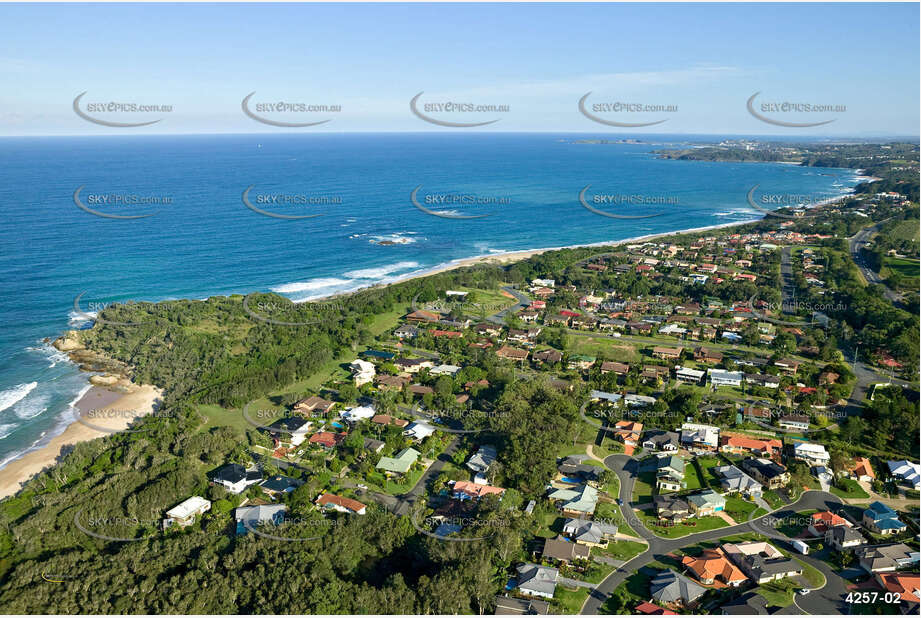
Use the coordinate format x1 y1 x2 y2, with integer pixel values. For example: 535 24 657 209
720 435 782 454
681 548 747 584
316 493 366 513
687 489 726 509
516 563 558 596
166 496 210 520
376 447 420 473
493 596 550 615
649 569 706 604
453 480 505 499
810 511 849 531
260 475 303 493
543 536 590 561
851 457 875 479
548 484 598 514
562 518 617 545
634 601 677 615
878 573 920 604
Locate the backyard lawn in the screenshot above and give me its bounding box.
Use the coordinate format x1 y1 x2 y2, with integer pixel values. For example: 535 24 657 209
597 540 647 561
632 470 657 503
762 490 786 510
640 510 729 538
550 586 590 614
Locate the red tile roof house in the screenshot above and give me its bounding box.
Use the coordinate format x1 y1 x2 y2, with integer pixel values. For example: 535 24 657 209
807 511 851 537
405 309 441 323
719 435 783 459
308 431 346 449
316 493 367 515
452 480 505 501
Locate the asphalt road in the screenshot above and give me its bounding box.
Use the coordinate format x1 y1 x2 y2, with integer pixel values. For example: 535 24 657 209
486 285 531 325
580 454 856 615
848 222 902 306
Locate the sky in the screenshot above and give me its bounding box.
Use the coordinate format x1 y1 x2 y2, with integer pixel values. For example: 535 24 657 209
1 2 918 136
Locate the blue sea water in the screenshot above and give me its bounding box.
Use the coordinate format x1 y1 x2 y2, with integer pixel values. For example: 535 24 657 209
0 133 859 468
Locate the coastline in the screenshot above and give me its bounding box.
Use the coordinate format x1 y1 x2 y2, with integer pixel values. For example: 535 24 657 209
0 383 162 500
306 217 765 303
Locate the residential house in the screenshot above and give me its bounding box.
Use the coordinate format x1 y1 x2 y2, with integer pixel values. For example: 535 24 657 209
723 541 803 584
405 309 441 323
467 445 497 476
687 490 726 516
874 573 920 612
849 457 875 483
557 457 602 484
340 406 375 424
693 347 723 365
747 374 781 389
807 511 850 536
375 447 420 477
516 563 558 599
212 463 262 494
164 496 211 528
533 348 563 364
567 354 596 370
404 421 436 441
394 357 434 373
349 359 376 386
635 601 677 615
265 416 312 447
542 536 590 563
719 435 782 459
793 442 830 466
719 592 770 615
779 414 810 431
375 374 410 391
260 475 303 496
649 570 706 607
826 524 866 552
675 366 705 385
363 438 385 453
652 494 691 523
316 493 367 515
713 465 763 498
863 502 907 535
371 414 409 428
293 395 336 417
394 324 420 339
709 369 743 388
497 345 530 362
548 484 598 518
234 504 287 535
680 423 720 450
888 460 921 490
681 548 748 587
430 364 462 376
600 361 630 375
453 480 505 501
309 431 346 449
642 430 680 452
613 420 643 453
740 457 790 489
856 543 919 573
625 393 657 407
774 359 799 375
562 518 618 547
652 346 683 361
656 455 686 492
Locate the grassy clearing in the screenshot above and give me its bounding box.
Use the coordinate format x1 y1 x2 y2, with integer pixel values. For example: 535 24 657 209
762 490 786 510
595 501 637 537
632 471 657 504
830 478 870 499
695 456 723 490
598 540 647 561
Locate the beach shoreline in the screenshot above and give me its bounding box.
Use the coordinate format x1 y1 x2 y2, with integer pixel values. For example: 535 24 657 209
0 383 162 500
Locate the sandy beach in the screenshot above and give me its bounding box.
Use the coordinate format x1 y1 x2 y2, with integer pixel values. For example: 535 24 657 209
0 383 162 500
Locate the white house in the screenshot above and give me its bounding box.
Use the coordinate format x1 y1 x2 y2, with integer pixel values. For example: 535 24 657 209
340 405 376 423
164 496 211 528
404 421 436 441
625 393 656 407
709 368 743 388
430 364 462 376
793 442 830 466
516 563 558 599
349 359 376 386
680 423 720 450
888 460 921 490
675 366 705 385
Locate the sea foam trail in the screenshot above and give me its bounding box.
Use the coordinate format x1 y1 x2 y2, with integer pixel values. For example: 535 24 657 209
0 382 37 414
344 261 420 280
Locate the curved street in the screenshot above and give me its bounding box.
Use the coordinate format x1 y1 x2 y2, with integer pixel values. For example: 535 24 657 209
580 454 857 615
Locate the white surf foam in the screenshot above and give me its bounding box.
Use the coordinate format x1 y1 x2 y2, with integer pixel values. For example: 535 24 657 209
0 382 37 414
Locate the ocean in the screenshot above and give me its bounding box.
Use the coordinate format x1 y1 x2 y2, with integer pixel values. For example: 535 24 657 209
0 133 859 468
